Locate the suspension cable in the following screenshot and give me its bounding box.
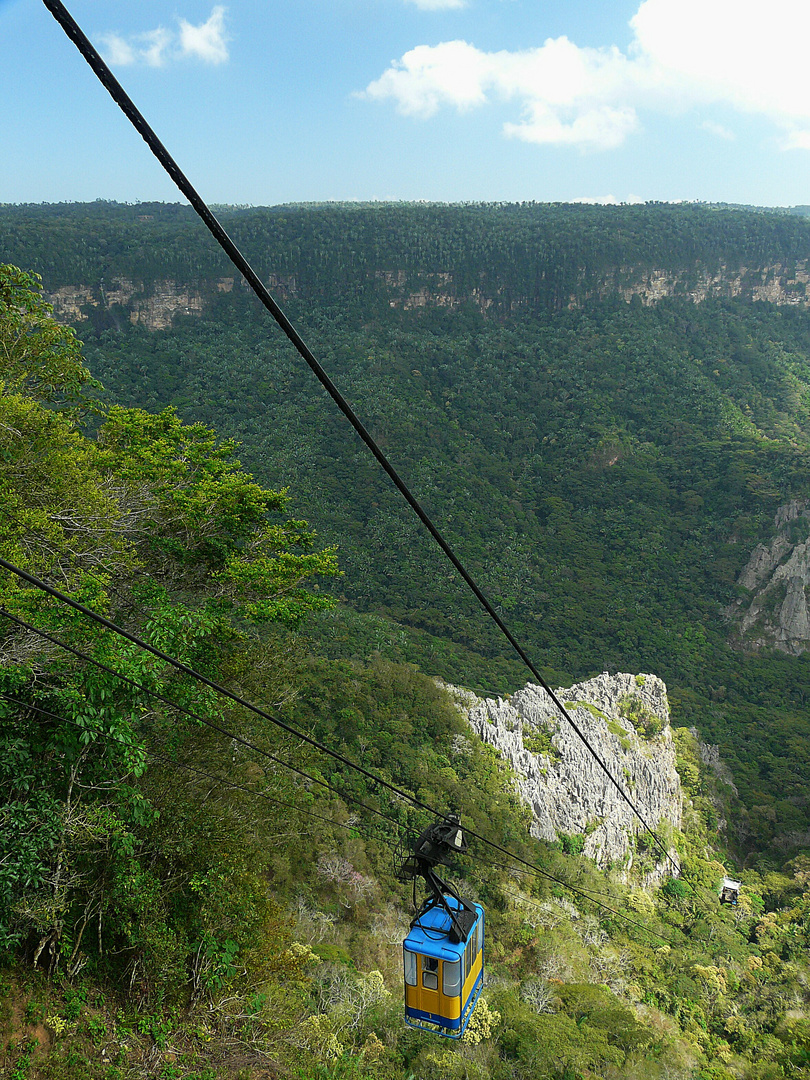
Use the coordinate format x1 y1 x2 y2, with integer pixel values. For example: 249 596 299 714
0 604 419 837
0 690 367 836
1 590 711 925
40 0 681 880
0 684 686 944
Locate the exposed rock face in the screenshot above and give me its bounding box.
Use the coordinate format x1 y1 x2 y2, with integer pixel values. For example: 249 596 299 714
48 284 97 322
445 673 682 881
728 501 810 655
384 261 810 313
696 740 738 796
47 278 230 331
611 261 810 309
44 259 810 330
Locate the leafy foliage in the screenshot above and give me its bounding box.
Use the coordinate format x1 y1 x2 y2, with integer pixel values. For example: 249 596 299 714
0 263 98 412
37 202 810 854
0 265 338 987
5 201 810 1076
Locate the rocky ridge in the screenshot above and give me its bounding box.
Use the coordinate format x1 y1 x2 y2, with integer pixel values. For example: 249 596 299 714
611 261 810 309
445 672 683 882
729 500 810 655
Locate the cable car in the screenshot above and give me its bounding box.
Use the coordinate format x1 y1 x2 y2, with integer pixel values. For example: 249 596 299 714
399 815 485 1038
719 876 741 906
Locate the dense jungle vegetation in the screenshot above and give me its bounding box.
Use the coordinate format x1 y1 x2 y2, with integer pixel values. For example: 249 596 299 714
3 199 810 310
3 201 808 856
2 200 810 1078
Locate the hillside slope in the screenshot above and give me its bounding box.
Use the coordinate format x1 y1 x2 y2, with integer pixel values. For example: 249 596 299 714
3 201 810 858
5 258 810 1079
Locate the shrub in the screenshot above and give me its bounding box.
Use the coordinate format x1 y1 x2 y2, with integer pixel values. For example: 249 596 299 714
618 694 664 739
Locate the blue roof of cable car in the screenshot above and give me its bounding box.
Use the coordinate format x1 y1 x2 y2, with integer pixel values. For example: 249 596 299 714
403 901 483 960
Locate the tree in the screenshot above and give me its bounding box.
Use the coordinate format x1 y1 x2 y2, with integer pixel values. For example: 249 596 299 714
0 264 339 987
0 263 98 412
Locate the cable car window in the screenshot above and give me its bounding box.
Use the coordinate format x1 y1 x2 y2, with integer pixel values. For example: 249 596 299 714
469 936 475 977
403 950 417 987
443 959 461 996
422 956 439 990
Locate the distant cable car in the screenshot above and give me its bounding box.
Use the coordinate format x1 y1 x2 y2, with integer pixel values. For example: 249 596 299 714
399 815 485 1038
719 876 741 906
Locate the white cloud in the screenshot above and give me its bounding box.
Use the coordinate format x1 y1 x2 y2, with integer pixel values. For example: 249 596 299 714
781 130 810 151
99 6 228 68
363 36 644 149
361 0 810 151
504 104 638 151
178 6 229 64
140 28 172 68
572 194 646 204
629 0 810 119
98 33 136 67
364 41 489 117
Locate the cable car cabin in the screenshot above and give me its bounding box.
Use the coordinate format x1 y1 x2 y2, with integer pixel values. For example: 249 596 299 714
403 896 484 1038
719 877 741 906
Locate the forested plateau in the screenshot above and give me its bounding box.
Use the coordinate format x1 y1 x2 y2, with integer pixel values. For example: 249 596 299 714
2 201 810 1079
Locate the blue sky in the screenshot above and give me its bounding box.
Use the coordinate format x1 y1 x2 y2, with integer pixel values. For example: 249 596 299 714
1 0 808 207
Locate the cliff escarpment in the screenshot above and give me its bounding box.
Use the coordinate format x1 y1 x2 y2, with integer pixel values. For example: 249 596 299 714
3 200 810 328
43 259 810 330
46 276 233 331
446 673 683 881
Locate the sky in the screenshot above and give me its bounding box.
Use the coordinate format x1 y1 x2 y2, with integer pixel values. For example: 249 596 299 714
0 0 809 207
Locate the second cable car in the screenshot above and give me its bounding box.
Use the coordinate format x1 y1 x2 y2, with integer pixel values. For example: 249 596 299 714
719 876 741 906
400 815 485 1038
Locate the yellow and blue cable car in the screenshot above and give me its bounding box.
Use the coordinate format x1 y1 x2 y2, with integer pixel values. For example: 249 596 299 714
404 894 484 1036
400 815 485 1039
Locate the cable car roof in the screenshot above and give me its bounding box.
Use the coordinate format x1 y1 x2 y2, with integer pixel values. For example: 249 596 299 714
404 900 483 960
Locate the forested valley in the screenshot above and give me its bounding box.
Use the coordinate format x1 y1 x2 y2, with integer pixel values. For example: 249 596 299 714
2 201 810 1079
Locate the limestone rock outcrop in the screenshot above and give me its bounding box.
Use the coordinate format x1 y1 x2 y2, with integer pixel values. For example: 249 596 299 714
611 261 810 309
445 672 682 881
44 258 810 332
728 500 810 655
47 277 227 331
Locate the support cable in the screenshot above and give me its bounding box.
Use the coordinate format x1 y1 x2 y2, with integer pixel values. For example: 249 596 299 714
492 881 681 948
40 0 681 880
0 687 684 946
0 562 460 826
0 578 707 927
0 605 417 838
477 851 644 904
0 691 365 837
5 597 705 914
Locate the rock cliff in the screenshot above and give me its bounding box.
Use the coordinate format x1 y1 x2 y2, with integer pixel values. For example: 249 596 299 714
44 259 810 330
47 277 232 331
445 672 682 881
728 500 810 655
